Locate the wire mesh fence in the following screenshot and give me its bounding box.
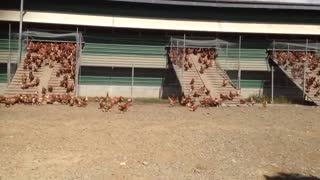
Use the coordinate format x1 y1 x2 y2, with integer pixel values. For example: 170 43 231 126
267 39 320 101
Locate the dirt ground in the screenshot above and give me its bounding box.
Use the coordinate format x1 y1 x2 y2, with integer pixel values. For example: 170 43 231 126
0 103 319 180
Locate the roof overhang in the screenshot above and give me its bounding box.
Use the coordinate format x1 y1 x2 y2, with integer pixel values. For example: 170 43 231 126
0 10 320 35
109 0 320 10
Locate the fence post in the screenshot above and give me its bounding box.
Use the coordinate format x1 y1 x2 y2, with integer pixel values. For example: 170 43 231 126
303 38 308 100
271 66 274 104
226 42 229 68
75 31 80 96
238 35 242 90
18 0 24 64
182 34 186 93
131 65 134 98
7 24 11 86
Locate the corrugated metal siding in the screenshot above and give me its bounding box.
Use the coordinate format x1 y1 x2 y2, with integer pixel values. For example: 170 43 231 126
0 39 19 63
81 43 167 68
217 47 269 71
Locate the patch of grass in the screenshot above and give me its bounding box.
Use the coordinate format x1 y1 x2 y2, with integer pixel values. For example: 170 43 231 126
134 98 168 104
246 94 292 104
273 96 292 104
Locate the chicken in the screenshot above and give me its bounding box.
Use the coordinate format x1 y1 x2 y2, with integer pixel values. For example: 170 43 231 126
35 77 40 86
29 71 34 82
199 66 204 74
103 103 114 112
168 95 178 106
222 78 229 87
187 61 192 68
66 84 74 93
48 85 53 93
99 100 106 109
229 91 239 99
220 93 232 101
262 100 267 108
118 102 130 112
42 87 46 95
0 95 6 103
21 73 27 84
249 97 256 106
204 87 210 96
190 84 195 91
5 97 18 107
190 78 195 85
188 104 200 111
239 98 246 104
193 91 201 97
184 63 189 71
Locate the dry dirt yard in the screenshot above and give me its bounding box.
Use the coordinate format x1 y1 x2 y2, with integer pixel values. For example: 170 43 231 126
0 103 319 180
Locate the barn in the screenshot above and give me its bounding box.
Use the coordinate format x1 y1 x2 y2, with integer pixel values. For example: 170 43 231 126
0 0 320 105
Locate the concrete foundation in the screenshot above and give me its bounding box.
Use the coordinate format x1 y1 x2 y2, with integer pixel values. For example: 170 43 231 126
79 85 161 98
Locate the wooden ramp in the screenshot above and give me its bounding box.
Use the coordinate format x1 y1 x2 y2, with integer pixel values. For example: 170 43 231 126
4 64 44 96
171 54 241 106
189 54 241 106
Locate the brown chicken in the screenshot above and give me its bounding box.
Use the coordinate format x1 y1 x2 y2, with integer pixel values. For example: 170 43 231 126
48 85 53 93
118 102 130 112
189 104 200 111
29 71 34 82
204 87 210 95
168 95 178 106
199 66 204 74
222 78 229 87
41 87 46 95
262 100 267 108
190 78 195 85
239 98 246 104
103 103 114 112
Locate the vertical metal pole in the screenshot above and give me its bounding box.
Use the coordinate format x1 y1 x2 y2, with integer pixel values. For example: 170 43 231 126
271 66 274 104
131 65 134 97
7 24 11 85
287 43 289 61
303 64 306 99
75 30 80 96
182 34 185 93
76 28 79 96
272 40 275 58
176 38 181 92
226 42 229 68
238 35 242 90
303 39 308 99
18 0 24 64
176 39 179 69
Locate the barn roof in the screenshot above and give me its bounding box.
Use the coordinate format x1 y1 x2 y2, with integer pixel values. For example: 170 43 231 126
109 0 320 10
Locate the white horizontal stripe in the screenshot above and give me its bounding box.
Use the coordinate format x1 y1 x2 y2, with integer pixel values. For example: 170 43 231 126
0 10 319 35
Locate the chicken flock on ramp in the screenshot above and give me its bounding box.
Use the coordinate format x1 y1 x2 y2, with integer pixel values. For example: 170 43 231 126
167 47 259 111
269 51 320 105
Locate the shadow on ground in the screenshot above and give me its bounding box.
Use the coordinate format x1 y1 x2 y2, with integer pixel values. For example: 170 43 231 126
264 172 320 180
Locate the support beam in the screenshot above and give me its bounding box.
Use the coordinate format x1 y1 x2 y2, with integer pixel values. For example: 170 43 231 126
271 66 274 104
18 0 24 64
7 24 11 86
238 35 242 90
131 65 134 97
182 34 186 92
